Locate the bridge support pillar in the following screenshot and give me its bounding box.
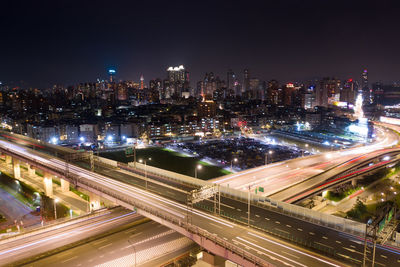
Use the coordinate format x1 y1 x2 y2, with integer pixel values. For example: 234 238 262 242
43 173 53 197
26 164 35 176
13 159 21 179
5 155 12 165
60 179 70 192
351 179 357 187
88 192 101 211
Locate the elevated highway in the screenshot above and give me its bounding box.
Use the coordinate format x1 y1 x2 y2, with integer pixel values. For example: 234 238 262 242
272 149 400 203
1 133 400 265
211 125 400 199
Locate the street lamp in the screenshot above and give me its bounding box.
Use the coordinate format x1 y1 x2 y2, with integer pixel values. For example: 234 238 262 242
139 158 151 190
265 150 273 164
54 198 59 220
127 239 137 267
231 158 238 171
303 144 309 157
195 164 202 179
248 185 251 226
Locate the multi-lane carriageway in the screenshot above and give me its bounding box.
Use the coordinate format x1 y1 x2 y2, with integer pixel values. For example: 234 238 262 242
0 132 400 266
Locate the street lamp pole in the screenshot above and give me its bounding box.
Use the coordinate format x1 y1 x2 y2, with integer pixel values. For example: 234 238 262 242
231 158 237 171
218 184 221 216
128 239 137 267
265 150 273 164
139 158 151 190
134 145 136 168
248 185 251 226
54 198 59 220
195 164 202 179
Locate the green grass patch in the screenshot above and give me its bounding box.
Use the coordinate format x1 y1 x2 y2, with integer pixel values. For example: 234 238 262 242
70 187 89 201
346 199 370 222
0 225 17 234
325 187 361 202
100 147 231 180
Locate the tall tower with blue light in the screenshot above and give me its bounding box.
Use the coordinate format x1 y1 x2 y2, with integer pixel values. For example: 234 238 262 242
108 68 116 82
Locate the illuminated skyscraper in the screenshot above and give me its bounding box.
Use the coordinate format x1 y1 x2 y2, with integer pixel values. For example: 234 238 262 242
140 74 144 90
166 65 189 97
242 69 250 93
108 68 116 82
361 69 372 104
340 78 357 107
227 69 235 91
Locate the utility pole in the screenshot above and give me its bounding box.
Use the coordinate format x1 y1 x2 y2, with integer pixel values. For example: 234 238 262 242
218 184 221 216
133 145 136 168
89 151 94 171
248 185 251 226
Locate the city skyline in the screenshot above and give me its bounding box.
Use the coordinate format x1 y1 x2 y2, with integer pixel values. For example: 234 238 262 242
1 0 400 87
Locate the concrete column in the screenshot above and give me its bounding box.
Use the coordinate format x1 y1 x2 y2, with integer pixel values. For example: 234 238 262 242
13 158 21 179
5 155 12 164
352 179 357 187
43 173 53 197
27 164 35 176
88 192 101 211
60 178 70 192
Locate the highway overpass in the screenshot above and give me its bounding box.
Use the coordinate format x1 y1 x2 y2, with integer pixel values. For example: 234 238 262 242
0 133 399 266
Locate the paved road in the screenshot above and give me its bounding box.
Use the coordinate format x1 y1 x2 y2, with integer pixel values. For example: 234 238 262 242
0 185 40 229
2 133 400 266
0 208 139 265
271 147 400 203
0 140 347 267
211 125 400 197
0 163 88 213
23 220 195 267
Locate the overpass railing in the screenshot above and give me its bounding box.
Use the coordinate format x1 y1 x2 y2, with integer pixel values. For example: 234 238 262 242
125 157 367 237
73 170 269 267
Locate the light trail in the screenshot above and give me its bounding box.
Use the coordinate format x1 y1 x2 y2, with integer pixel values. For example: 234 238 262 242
0 212 137 256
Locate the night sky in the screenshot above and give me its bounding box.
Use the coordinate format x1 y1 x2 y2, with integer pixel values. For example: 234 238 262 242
1 0 400 88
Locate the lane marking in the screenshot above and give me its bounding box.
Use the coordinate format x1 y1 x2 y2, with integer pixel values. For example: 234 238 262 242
235 237 307 267
247 232 341 267
275 228 290 234
98 243 113 250
62 256 77 263
315 242 333 249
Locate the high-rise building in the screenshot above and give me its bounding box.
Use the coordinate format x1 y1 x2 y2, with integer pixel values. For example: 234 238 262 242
340 78 357 107
140 74 145 90
117 84 128 101
242 69 250 93
167 65 186 83
249 78 260 99
202 72 217 98
166 65 189 97
267 80 280 105
108 68 116 83
361 69 372 104
227 69 235 91
198 100 217 118
315 77 341 107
